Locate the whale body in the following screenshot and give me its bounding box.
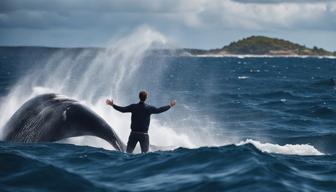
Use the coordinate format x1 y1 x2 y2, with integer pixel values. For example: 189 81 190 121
2 94 126 152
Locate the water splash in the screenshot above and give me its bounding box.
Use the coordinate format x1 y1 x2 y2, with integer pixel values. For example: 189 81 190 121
0 26 208 149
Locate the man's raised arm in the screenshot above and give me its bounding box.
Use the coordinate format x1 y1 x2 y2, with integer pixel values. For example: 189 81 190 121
106 99 133 113
150 100 176 114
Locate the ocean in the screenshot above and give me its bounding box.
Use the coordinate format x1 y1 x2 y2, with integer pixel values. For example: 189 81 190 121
0 30 336 191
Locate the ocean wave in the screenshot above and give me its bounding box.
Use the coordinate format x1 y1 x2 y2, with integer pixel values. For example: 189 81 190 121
235 90 302 101
257 90 299 99
0 150 100 192
311 78 336 87
272 134 336 155
1 142 335 192
310 105 336 117
285 105 335 119
237 139 324 156
238 76 249 80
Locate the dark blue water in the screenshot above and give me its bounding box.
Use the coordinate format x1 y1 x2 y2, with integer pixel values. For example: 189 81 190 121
1 47 336 191
2 142 336 192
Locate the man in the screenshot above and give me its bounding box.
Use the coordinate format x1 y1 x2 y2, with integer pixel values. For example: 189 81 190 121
106 91 176 153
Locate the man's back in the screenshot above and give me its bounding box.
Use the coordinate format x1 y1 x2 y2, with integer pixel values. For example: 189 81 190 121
112 102 170 133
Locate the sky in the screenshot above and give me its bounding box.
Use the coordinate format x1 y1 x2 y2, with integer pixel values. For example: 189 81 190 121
0 0 336 51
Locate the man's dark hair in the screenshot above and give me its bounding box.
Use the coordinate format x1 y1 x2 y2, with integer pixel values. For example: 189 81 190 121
139 91 148 102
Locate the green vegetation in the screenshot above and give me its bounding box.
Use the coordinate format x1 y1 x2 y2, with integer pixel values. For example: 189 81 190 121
201 36 334 56
224 36 303 54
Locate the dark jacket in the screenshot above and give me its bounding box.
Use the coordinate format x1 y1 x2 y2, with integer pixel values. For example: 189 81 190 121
113 102 170 133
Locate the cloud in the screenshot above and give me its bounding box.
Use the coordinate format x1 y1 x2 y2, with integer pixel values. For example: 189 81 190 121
0 0 203 13
1 0 335 30
232 0 336 4
196 0 336 30
0 0 335 50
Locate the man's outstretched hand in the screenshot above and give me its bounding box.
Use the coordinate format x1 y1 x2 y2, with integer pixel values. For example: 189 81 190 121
170 100 176 107
106 99 113 106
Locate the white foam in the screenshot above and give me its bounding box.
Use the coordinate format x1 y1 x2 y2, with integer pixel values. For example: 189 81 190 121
238 76 249 79
237 139 324 156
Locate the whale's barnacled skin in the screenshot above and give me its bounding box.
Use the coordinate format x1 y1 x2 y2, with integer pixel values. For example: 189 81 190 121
3 94 126 152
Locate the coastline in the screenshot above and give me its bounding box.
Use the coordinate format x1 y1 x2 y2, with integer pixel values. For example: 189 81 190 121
1 46 335 59
190 54 336 59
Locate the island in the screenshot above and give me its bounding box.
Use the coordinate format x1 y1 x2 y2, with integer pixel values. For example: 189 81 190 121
1 36 335 57
186 36 336 57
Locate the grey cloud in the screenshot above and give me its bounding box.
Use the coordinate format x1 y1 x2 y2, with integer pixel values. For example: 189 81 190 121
0 0 204 30
0 0 200 13
1 0 335 31
232 0 336 4
0 0 335 50
207 1 336 30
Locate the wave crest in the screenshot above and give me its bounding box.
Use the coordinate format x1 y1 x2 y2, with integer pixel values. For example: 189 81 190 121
237 139 324 156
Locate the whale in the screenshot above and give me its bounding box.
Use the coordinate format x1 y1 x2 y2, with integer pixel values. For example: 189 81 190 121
2 93 126 152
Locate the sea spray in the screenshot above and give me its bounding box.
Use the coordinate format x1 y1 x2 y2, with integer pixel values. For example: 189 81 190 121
0 27 218 149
